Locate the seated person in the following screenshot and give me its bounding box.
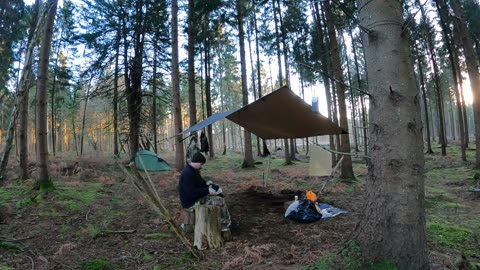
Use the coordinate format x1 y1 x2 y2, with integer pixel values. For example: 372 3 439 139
178 152 231 231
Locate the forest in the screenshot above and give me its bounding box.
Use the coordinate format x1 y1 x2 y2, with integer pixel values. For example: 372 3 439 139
1 0 480 269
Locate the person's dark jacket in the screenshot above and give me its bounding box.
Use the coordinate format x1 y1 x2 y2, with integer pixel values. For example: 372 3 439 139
200 133 209 153
179 164 209 208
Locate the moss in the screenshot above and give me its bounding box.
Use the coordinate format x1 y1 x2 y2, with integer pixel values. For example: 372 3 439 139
427 222 475 254
0 242 23 253
340 178 357 184
54 183 102 211
33 179 55 193
345 187 355 193
143 253 155 263
0 266 15 270
0 187 27 204
82 258 115 270
443 202 465 209
144 233 171 239
303 242 398 270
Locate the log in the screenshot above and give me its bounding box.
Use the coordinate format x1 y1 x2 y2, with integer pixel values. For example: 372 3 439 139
193 205 223 250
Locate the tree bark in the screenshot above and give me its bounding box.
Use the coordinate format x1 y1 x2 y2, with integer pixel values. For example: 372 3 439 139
312 0 336 164
113 31 120 157
172 0 185 171
127 0 145 161
205 36 214 159
236 0 254 168
19 0 41 180
450 0 480 166
35 0 58 190
193 205 223 250
187 0 197 132
414 43 434 154
323 0 354 179
417 0 447 156
355 0 429 268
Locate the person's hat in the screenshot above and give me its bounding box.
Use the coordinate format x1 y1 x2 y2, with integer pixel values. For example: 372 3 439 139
191 152 206 164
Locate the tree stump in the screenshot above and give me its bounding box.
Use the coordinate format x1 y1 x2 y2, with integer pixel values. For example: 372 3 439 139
193 205 223 250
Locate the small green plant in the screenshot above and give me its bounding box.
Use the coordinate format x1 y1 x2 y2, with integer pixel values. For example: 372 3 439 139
143 253 155 263
0 242 23 253
153 266 161 270
80 224 101 239
0 266 15 270
344 187 355 193
82 258 115 270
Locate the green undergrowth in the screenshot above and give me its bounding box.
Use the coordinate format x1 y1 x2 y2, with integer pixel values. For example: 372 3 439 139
304 242 398 270
0 241 23 253
81 258 119 270
0 186 29 205
426 220 478 256
0 266 14 270
53 182 102 211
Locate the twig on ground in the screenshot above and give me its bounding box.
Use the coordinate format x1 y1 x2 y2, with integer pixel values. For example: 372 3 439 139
27 255 34 270
98 229 136 236
0 235 35 242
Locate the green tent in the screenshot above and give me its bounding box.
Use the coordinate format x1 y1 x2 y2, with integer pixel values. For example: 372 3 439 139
134 150 171 171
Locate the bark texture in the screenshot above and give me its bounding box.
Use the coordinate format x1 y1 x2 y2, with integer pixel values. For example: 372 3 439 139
355 0 429 269
193 205 223 250
450 0 480 167
171 0 184 170
36 0 58 186
236 0 254 167
323 0 354 179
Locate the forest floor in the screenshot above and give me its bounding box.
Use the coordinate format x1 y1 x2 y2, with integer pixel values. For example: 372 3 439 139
0 144 479 270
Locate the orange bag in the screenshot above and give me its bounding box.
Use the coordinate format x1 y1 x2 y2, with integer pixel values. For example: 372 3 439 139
306 190 317 202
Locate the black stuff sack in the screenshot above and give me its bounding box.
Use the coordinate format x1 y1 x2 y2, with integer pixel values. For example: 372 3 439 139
285 199 322 223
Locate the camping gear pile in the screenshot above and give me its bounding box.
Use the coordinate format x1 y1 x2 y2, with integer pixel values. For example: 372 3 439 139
285 190 347 223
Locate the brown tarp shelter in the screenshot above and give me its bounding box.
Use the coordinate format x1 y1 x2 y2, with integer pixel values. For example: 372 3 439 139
180 86 346 139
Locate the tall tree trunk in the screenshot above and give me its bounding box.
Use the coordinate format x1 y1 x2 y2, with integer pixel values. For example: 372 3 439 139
418 1 447 155
172 0 185 170
271 0 290 164
344 31 359 153
312 0 336 164
349 26 368 157
450 0 480 166
414 43 434 154
434 0 466 160
205 36 214 159
187 0 197 132
35 0 58 190
127 0 145 161
113 31 120 157
50 30 63 157
253 1 267 157
236 0 254 168
355 0 429 268
246 20 261 157
18 0 41 180
323 0 354 179
152 37 158 153
80 81 90 156
276 0 296 161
